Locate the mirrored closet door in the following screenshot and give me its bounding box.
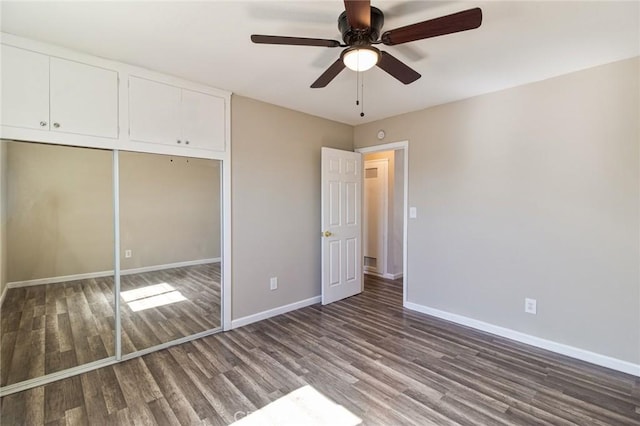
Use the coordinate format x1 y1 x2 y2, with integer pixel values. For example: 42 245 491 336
118 151 222 355
0 142 222 392
0 141 115 386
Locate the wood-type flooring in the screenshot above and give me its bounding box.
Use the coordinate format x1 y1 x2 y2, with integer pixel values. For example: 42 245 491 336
1 263 221 387
1 275 639 425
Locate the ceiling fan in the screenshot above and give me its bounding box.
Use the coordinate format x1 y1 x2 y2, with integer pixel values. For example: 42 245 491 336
251 1 483 88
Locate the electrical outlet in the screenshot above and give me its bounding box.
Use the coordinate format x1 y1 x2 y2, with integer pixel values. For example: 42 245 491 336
125 249 132 258
270 277 278 290
525 298 537 314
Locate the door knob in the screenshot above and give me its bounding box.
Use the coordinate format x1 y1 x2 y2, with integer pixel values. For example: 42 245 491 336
323 230 332 237
39 121 47 127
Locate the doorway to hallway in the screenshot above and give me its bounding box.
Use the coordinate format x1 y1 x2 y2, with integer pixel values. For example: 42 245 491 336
357 141 408 306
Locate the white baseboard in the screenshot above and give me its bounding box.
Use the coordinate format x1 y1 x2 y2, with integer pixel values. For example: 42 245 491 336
365 271 403 280
5 258 221 289
404 302 640 377
120 257 220 276
7 270 113 288
0 285 8 308
231 296 321 329
383 272 403 280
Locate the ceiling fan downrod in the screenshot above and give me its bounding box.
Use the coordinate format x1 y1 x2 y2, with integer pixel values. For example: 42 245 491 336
338 6 384 46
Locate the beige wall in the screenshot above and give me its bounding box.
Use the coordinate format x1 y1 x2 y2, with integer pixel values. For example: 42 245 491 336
6 142 114 281
231 96 353 319
354 57 640 364
5 142 220 282
0 141 7 296
119 151 220 269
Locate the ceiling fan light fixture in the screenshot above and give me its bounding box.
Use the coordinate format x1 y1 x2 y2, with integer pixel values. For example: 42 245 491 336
341 46 380 72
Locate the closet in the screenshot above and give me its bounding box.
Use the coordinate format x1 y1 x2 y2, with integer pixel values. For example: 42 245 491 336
0 33 231 396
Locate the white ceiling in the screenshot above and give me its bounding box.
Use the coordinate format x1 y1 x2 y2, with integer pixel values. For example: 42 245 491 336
1 1 638 125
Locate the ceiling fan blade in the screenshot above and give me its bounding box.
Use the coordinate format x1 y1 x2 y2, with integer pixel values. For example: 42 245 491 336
381 7 482 45
251 35 341 48
344 0 371 30
311 59 346 88
377 51 421 84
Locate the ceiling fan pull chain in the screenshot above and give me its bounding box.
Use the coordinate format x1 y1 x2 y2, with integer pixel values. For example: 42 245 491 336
360 72 365 118
356 69 360 106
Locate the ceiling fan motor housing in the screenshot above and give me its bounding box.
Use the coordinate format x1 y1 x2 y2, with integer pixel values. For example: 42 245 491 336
338 6 384 46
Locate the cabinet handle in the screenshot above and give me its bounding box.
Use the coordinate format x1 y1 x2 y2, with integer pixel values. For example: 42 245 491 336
53 122 60 128
40 121 47 127
185 140 190 145
177 139 182 144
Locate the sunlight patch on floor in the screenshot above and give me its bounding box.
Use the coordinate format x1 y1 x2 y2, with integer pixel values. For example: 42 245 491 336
230 385 362 426
120 283 175 301
120 283 187 312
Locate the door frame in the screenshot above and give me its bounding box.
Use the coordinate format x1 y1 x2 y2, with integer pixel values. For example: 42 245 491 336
356 141 408 306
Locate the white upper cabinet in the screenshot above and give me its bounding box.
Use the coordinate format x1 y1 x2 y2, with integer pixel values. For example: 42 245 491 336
50 57 118 138
1 34 229 158
129 76 226 152
1 44 118 139
1 45 50 131
181 88 225 151
129 76 181 145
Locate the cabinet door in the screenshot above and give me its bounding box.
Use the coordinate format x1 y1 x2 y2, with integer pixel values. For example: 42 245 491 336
181 89 225 151
50 57 118 138
129 77 181 145
1 45 50 130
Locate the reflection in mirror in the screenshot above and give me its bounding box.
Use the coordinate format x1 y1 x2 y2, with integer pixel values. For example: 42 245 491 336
0 141 115 387
119 151 221 354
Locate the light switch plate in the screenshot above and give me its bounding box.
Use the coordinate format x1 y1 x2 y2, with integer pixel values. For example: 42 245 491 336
525 298 537 314
409 207 417 219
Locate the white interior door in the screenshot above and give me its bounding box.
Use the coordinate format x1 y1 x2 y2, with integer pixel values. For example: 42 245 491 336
321 147 362 305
